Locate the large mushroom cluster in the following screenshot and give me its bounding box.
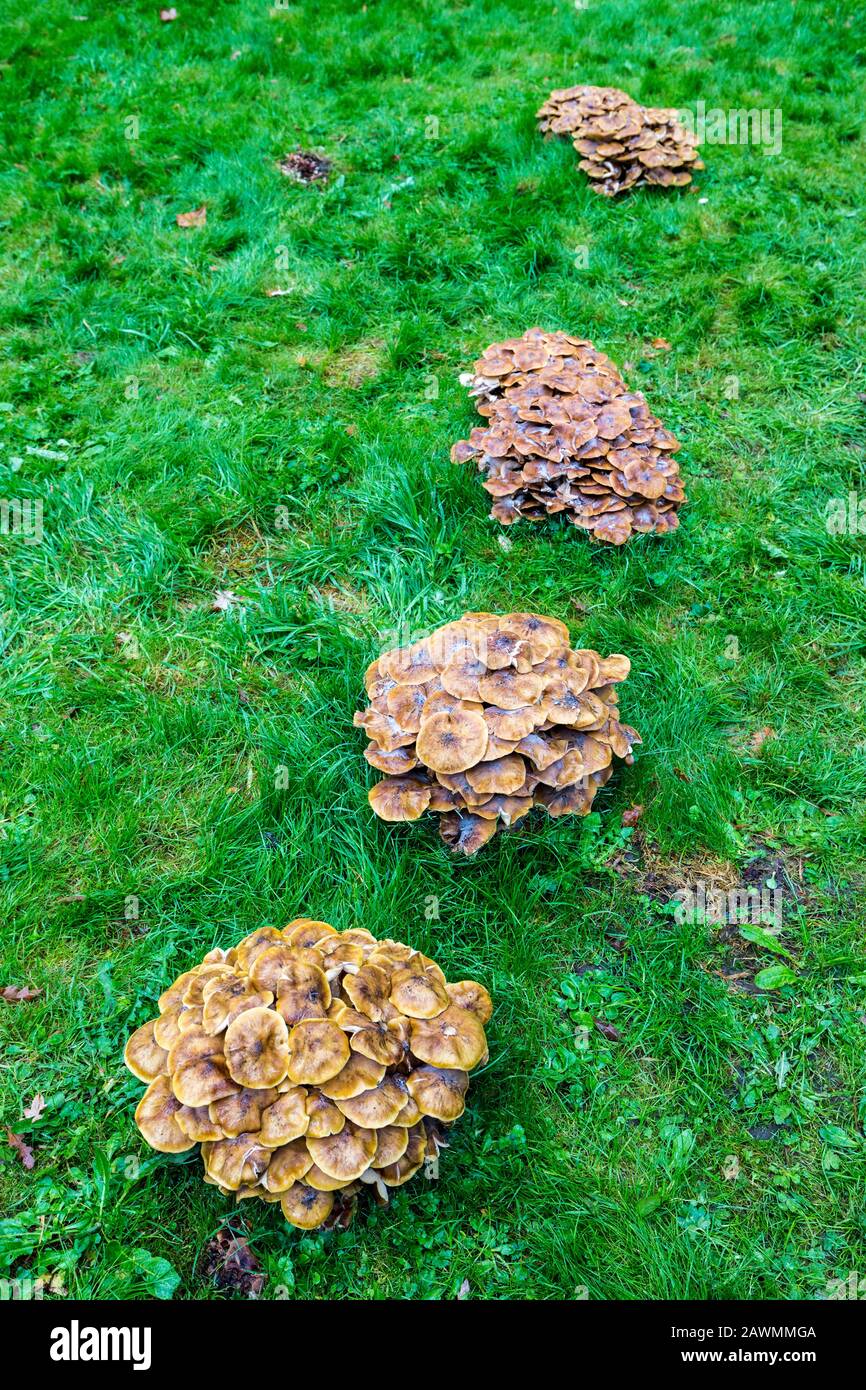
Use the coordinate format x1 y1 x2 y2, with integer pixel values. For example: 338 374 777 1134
124 920 491 1231
451 329 686 546
537 83 703 196
356 611 641 854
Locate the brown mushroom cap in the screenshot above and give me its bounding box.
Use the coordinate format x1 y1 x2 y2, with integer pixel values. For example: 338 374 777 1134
175 1103 223 1142
342 962 392 1022
464 754 527 796
124 1020 168 1083
234 926 285 973
438 812 498 855
281 1184 334 1230
306 1122 377 1181
388 966 449 1019
409 1005 487 1070
371 1124 410 1169
264 1137 314 1193
368 777 432 822
415 709 489 774
378 1122 428 1186
334 1075 409 1129
168 1031 240 1108
446 980 494 1024
391 1091 423 1127
350 1021 406 1067
305 1162 351 1192
224 1007 290 1089
201 978 274 1035
477 668 542 710
202 1134 271 1191
258 1087 311 1146
135 1077 196 1154
305 1091 346 1139
286 1019 350 1085
319 1050 386 1099
283 918 337 949
209 1086 280 1138
406 1066 469 1121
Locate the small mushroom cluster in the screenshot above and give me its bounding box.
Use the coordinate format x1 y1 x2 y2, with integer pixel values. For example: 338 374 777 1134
124 921 490 1231
451 329 685 546
537 83 703 196
356 611 641 854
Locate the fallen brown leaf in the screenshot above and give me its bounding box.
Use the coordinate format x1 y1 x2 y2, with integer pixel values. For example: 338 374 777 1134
159 7 178 20
1 985 42 1003
594 1018 622 1041
278 150 331 185
651 337 672 351
621 804 644 828
6 1129 35 1170
200 1231 263 1297
176 205 206 229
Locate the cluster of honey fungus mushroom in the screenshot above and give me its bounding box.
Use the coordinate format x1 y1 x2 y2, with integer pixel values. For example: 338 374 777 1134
124 920 490 1231
356 612 641 854
451 329 686 546
537 83 703 196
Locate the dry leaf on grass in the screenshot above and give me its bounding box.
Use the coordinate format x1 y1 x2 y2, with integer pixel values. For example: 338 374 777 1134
6 1129 35 1170
621 804 644 827
176 205 206 228
159 8 178 20
200 1231 264 1298
23 1095 46 1121
2 985 42 1003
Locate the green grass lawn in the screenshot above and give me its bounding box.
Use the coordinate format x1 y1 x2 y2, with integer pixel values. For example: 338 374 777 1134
1 0 865 1301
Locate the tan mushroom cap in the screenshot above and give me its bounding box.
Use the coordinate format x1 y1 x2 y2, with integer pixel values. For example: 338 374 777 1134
368 777 432 823
281 1184 334 1230
334 1075 409 1129
406 1066 469 1122
364 742 419 776
319 1050 386 1099
135 1077 196 1154
258 1087 311 1146
283 918 337 950
409 1005 487 1070
378 1123 427 1187
175 1103 223 1142
264 1137 314 1193
415 709 489 774
168 1031 240 1108
224 1007 290 1089
389 966 449 1019
305 1162 351 1192
305 1091 346 1139
438 812 498 855
464 754 527 796
477 668 542 710
446 980 493 1024
209 1086 280 1137
201 977 274 1034
342 962 392 1021
153 1004 185 1051
370 1125 410 1169
391 1091 423 1127
234 926 285 973
202 1134 270 1191
286 1018 350 1085
181 964 234 1008
124 1020 168 1083
350 1021 406 1067
307 1121 377 1181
